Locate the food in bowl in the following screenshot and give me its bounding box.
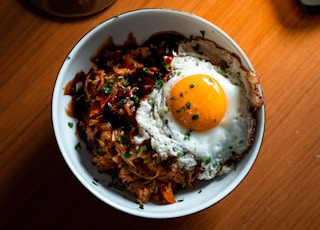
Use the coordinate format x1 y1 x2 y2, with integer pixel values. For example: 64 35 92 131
64 30 263 205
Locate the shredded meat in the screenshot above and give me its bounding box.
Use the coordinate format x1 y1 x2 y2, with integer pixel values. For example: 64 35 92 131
66 32 263 205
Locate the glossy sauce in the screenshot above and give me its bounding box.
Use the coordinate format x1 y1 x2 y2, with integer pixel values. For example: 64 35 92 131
65 32 187 133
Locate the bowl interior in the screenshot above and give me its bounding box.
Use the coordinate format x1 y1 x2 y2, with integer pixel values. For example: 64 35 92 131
52 9 265 218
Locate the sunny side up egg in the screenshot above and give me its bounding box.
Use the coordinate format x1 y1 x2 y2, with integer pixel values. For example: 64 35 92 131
134 54 255 180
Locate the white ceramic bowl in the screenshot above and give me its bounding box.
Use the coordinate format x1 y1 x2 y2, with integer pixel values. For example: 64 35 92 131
52 8 265 219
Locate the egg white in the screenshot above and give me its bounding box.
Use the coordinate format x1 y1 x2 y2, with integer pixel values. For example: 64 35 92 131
134 55 255 180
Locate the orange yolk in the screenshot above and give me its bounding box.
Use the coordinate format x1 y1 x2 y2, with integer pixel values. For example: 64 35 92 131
167 74 227 131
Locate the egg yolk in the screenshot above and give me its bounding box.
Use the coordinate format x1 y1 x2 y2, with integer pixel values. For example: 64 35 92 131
167 74 227 131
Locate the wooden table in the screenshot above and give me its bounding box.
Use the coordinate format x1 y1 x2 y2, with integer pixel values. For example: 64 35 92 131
1 0 319 229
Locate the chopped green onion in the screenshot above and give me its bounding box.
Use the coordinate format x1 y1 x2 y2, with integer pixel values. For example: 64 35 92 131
117 135 127 144
164 64 170 70
192 43 203 55
143 67 151 73
108 78 115 84
122 151 131 160
131 95 140 104
154 187 159 193
143 145 149 151
192 114 199 121
184 130 191 140
139 202 144 209
186 101 192 109
103 87 112 96
131 148 141 154
155 80 164 89
70 87 76 94
219 67 228 78
75 142 81 150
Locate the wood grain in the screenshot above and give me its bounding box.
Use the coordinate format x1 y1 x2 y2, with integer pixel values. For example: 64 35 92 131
1 0 319 229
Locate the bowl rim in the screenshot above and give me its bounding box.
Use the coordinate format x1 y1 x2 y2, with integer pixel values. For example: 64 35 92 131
51 8 266 219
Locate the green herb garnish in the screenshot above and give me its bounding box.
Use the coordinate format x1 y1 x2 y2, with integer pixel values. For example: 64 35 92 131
108 78 115 84
154 187 159 193
164 64 170 70
139 202 144 209
192 43 204 55
192 114 199 121
117 135 127 144
122 151 131 160
143 145 149 151
143 67 151 73
75 142 81 150
184 130 192 140
70 86 76 94
219 67 228 78
185 101 192 109
155 80 164 89
103 87 112 96
165 47 170 54
131 148 141 154
131 95 140 104
181 181 187 188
